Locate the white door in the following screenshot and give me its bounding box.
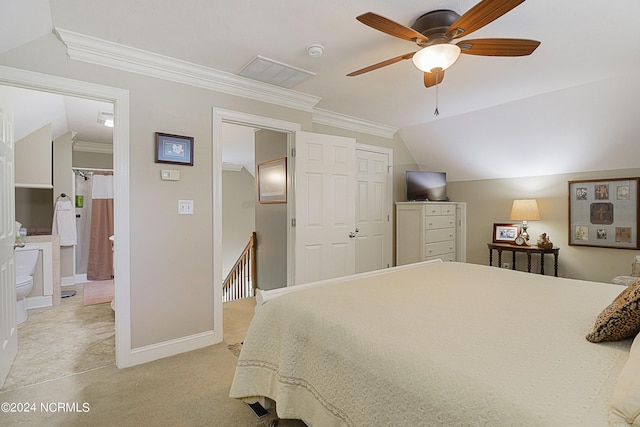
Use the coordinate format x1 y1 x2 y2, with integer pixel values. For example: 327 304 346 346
0 102 17 388
355 148 391 273
294 131 356 284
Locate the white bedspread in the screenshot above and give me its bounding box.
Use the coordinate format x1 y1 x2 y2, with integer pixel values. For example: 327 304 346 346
230 262 631 426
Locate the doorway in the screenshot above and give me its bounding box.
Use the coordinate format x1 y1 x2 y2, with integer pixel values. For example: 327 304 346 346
0 85 116 390
0 65 132 373
221 122 290 293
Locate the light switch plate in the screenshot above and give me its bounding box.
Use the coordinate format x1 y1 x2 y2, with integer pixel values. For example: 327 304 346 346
178 200 194 215
161 170 180 181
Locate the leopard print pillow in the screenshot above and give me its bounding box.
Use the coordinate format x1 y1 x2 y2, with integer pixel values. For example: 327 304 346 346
586 278 640 343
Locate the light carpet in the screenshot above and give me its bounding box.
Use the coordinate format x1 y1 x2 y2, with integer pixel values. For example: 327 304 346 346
0 295 306 426
83 280 114 306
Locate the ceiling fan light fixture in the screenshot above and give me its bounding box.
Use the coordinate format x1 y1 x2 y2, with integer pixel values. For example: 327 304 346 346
412 44 461 73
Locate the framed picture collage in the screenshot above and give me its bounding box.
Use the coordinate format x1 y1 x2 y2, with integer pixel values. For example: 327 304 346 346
568 177 639 249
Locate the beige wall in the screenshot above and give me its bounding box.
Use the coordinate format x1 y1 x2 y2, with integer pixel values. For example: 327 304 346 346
254 129 288 290
15 123 52 187
448 168 640 283
221 168 255 280
53 131 75 280
53 131 74 198
73 151 113 169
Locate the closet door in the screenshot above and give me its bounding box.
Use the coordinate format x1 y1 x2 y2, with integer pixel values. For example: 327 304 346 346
294 131 356 285
355 148 391 273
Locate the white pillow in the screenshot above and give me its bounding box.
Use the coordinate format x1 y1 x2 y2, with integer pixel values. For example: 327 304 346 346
609 333 640 426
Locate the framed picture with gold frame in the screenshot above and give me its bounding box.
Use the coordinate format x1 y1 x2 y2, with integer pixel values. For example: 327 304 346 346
257 157 287 203
568 177 640 249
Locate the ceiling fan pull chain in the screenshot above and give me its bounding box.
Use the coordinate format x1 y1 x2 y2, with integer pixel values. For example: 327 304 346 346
434 69 440 116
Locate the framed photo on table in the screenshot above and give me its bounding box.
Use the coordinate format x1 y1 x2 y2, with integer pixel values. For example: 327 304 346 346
568 177 640 249
493 223 521 244
155 132 194 166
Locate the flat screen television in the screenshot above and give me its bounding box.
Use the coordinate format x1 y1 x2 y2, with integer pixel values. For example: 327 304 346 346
406 171 448 201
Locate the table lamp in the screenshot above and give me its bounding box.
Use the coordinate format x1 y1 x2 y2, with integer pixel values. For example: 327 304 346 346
510 199 540 244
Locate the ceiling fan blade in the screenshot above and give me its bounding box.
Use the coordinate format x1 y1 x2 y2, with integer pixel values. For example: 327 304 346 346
445 0 526 39
357 12 428 43
457 38 540 56
347 52 416 76
424 70 445 88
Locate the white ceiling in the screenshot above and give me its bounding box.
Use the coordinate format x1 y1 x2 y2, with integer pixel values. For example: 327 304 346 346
3 0 640 180
0 85 114 144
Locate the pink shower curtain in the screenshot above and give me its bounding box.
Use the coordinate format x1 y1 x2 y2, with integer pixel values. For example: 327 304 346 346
87 172 114 280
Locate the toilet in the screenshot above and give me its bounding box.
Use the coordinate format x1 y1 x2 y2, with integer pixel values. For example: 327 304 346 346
15 247 39 324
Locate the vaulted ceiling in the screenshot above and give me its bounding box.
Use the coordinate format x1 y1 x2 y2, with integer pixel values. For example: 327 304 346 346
3 0 640 181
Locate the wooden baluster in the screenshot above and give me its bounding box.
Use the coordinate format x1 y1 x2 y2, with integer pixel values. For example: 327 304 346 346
222 232 258 302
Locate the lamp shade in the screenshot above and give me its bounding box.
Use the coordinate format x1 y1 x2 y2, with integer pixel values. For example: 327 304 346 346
510 199 541 221
412 44 461 73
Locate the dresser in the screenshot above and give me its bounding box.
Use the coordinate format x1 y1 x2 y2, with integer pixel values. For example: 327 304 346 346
395 201 466 265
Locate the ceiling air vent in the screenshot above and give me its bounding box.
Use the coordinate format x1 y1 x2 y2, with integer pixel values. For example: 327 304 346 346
238 55 315 89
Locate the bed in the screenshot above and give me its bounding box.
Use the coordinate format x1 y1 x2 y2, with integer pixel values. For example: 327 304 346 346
230 261 640 426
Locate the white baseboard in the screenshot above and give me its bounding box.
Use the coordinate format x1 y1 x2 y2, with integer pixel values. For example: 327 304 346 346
123 330 218 368
61 276 75 286
75 273 88 283
26 295 52 310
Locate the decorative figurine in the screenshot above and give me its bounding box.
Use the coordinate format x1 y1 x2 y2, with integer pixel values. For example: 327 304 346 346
537 233 553 249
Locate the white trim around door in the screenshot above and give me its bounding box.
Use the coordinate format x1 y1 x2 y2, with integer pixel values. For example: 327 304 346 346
212 108 301 337
0 65 133 368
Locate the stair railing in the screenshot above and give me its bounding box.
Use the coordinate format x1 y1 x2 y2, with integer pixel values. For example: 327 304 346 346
222 232 257 302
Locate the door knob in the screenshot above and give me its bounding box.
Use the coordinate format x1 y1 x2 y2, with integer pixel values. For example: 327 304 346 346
349 232 356 238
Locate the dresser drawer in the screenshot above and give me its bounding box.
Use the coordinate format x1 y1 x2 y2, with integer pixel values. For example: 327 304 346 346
425 252 455 262
425 241 455 257
425 205 442 215
440 204 455 215
426 228 455 243
425 204 455 216
425 215 455 230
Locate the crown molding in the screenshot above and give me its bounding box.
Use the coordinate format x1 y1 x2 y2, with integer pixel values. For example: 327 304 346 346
312 108 398 139
54 28 398 139
54 28 321 112
73 140 113 154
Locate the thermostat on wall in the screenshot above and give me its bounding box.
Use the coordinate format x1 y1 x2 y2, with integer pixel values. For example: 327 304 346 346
161 170 180 181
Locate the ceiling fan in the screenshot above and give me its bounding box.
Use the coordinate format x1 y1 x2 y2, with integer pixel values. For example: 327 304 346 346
347 0 540 89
